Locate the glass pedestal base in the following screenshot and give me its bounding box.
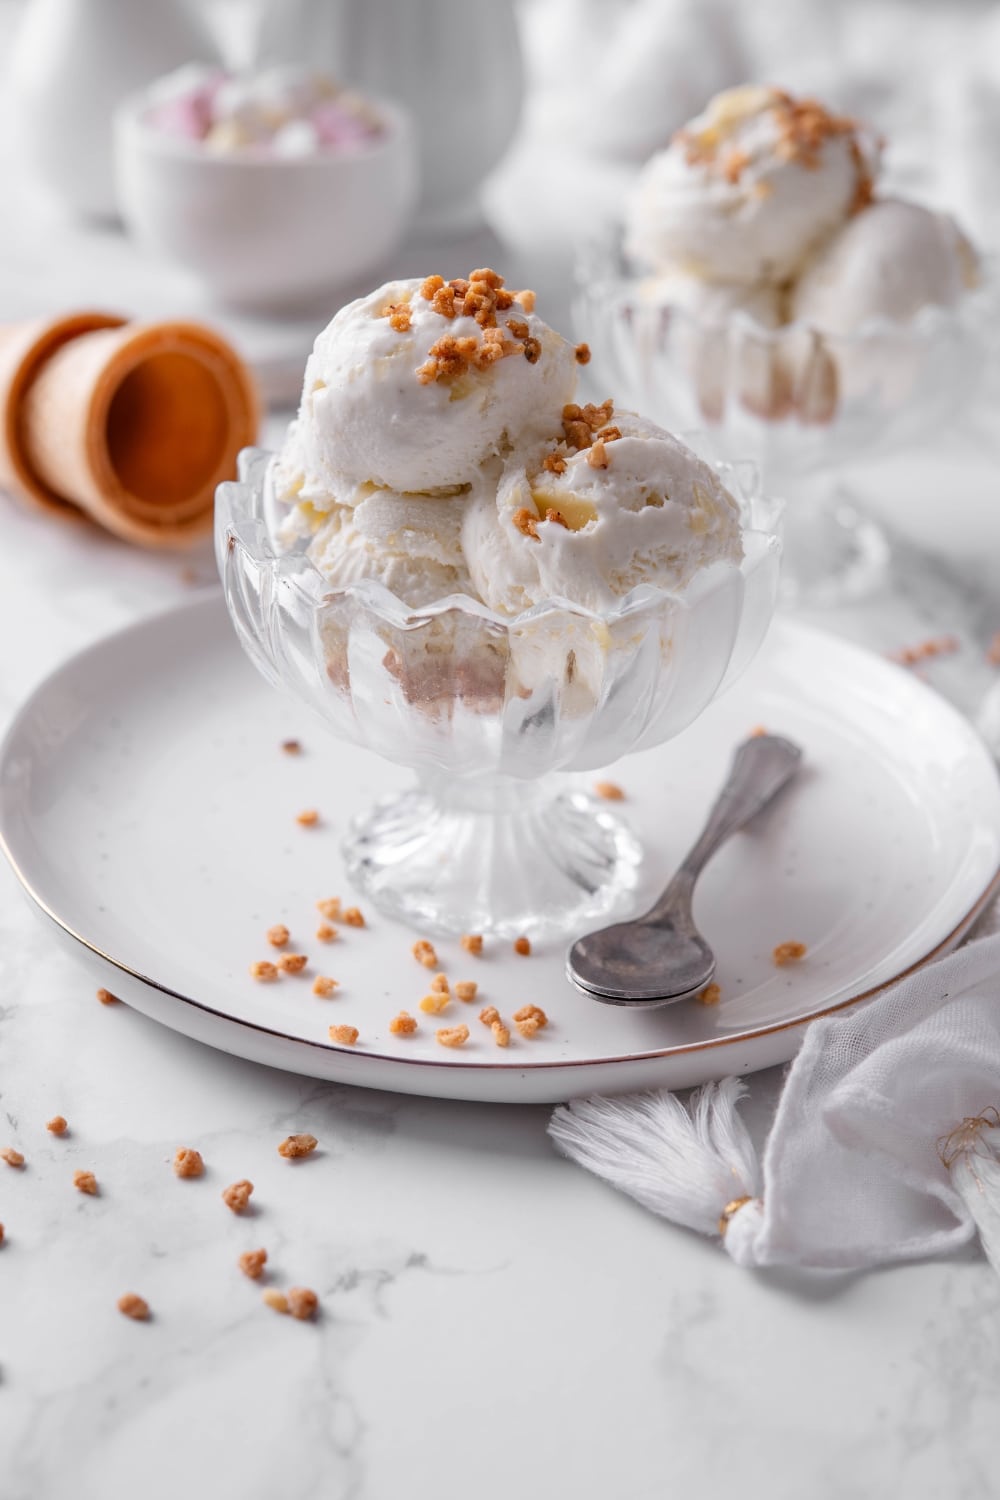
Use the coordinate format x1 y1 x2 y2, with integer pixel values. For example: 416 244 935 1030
342 772 643 940
779 484 891 609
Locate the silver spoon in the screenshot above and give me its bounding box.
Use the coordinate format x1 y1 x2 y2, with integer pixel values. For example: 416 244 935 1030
568 733 803 1007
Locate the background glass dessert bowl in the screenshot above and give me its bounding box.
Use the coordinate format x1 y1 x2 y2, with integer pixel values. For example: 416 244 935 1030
574 85 995 605
217 271 781 941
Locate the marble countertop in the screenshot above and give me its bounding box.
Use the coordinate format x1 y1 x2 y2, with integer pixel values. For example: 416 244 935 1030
4 9 1000 1497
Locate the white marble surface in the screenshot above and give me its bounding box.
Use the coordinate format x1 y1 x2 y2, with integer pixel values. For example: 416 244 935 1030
4 5 1000 1496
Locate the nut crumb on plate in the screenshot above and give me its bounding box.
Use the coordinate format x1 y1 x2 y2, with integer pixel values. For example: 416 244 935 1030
697 983 722 1006
296 809 320 827
250 960 279 983
277 953 308 975
267 924 290 948
46 1115 68 1136
492 1021 511 1048
328 1024 359 1045
460 933 484 956
436 1024 470 1049
315 923 338 943
389 1011 418 1036
594 781 625 801
513 1004 548 1028
412 939 438 968
173 1147 204 1179
312 976 339 998
317 897 342 921
222 1179 254 1213
263 1288 289 1313
96 988 120 1005
281 738 302 754
278 1133 318 1159
429 972 449 994
419 992 450 1015
118 1293 150 1321
515 1017 542 1038
2 1148 25 1168
454 981 477 1003
513 936 531 956
0 1225 5 1246
343 907 365 927
287 1286 319 1321
239 1248 268 1279
773 941 808 966
74 1169 98 1195
479 1005 500 1027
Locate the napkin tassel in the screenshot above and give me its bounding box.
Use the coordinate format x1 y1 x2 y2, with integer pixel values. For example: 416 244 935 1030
549 1077 766 1264
939 1112 1000 1276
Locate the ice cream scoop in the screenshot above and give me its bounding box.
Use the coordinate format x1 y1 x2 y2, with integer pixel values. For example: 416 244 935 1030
626 85 876 285
790 197 979 333
305 486 475 607
461 407 743 616
276 272 580 501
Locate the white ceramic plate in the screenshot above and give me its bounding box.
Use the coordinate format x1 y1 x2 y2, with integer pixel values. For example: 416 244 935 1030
2 595 999 1104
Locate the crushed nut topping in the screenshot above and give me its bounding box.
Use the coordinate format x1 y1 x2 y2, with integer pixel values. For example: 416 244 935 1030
281 738 302 754
513 936 532 957
587 440 609 469
288 1286 319 1320
386 302 413 333
413 939 439 969
414 269 540 382
263 1288 289 1313
697 983 722 1006
454 981 477 1003
250 961 279 983
239 1248 268 1279
436 1024 470 1048
389 1011 418 1036
542 452 567 475
594 781 625 801
419 992 450 1015
73 1169 98 1195
544 508 568 528
328 1024 359 1045
296 809 319 826
267 924 290 948
222 1179 254 1213
278 1134 318 1160
773 941 808 966
277 953 308 975
421 274 445 300
47 1115 68 1136
118 1293 150 1321
460 933 484 956
1 1148 24 1168
96 987 120 1005
316 923 338 943
343 907 365 928
316 897 342 921
513 507 540 541
174 1147 204 1179
312 976 339 998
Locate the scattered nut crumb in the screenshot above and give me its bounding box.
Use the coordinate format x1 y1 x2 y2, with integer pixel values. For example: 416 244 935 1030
594 781 625 801
436 1024 470 1049
263 1288 289 1314
328 1024 359 1046
748 726 768 738
312 976 339 998
281 738 301 754
512 506 540 541
250 961 279 983
515 1017 542 1038
315 923 338 943
222 1179 254 1213
389 1011 418 1036
420 274 445 300
343 907 365 927
988 631 1000 667
173 1147 204 1179
513 936 531 956
0 1224 5 1247
587 439 609 469
430 973 449 995
267 924 290 948
296 809 320 827
96 988 119 1005
697 983 722 1006
513 1004 548 1028
316 897 342 921
887 636 960 668
73 1169 98 1195
387 302 412 333
277 953 308 975
542 452 568 475
239 1248 268 1280
118 1293 150 1321
1 1148 25 1168
461 933 484 956
575 341 591 365
516 289 536 313
454 981 477 1003
479 1005 500 1027
523 336 542 364
412 939 438 969
278 1134 318 1159
492 1021 510 1048
419 992 450 1015
46 1115 68 1136
287 1286 319 1321
773 941 808 966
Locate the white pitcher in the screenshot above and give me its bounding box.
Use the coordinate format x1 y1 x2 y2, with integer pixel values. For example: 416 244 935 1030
7 0 220 220
256 0 524 233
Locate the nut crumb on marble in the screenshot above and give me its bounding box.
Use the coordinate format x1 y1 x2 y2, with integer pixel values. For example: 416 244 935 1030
513 1004 548 1028
267 924 290 948
697 983 722 1006
281 738 302 754
278 1134 318 1159
343 907 365 928
263 1288 289 1313
315 923 338 943
773 941 808 966
513 936 532 956
328 1024 359 1045
277 953 308 975
460 933 484 956
1 1148 25 1168
436 1024 470 1048
239 1248 268 1279
96 988 120 1005
419 992 450 1015
454 980 477 1003
412 939 438 969
250 961 280 983
296 809 320 827
316 897 342 921
312 976 339 998
46 1115 68 1136
173 1147 204 1179
389 1010 418 1036
73 1169 98 1195
118 1293 150 1321
287 1286 319 1321
222 1179 254 1213
594 781 625 801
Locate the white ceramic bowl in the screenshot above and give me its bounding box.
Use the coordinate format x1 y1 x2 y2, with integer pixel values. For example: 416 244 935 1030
113 92 418 313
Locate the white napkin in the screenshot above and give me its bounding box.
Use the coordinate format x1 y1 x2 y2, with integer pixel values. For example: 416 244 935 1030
550 930 1000 1274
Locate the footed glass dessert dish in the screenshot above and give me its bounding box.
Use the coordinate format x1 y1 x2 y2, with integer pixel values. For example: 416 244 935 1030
217 449 781 938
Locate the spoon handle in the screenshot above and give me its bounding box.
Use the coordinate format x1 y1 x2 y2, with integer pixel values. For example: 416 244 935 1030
643 734 802 924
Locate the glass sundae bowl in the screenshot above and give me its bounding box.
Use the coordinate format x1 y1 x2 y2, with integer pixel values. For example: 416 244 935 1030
575 228 996 605
216 448 782 939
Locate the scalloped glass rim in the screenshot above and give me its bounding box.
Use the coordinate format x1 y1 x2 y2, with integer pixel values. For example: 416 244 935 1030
575 220 999 350
216 447 784 633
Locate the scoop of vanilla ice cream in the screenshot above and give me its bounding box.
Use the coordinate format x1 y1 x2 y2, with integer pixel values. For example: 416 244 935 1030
626 85 876 284
306 486 475 607
276 276 579 504
639 270 783 328
461 413 742 615
790 197 979 333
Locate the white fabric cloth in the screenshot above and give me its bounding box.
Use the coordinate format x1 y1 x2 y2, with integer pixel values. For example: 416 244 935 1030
550 929 1000 1274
